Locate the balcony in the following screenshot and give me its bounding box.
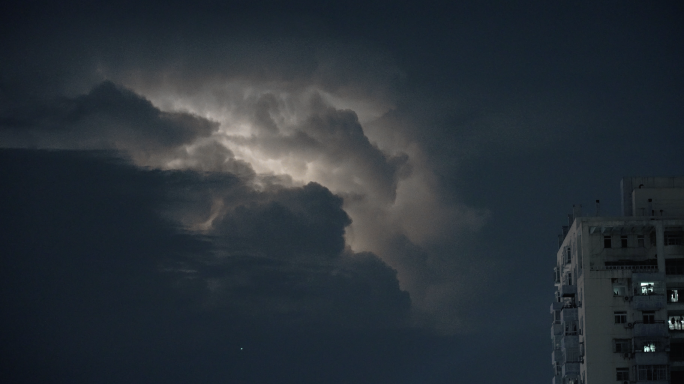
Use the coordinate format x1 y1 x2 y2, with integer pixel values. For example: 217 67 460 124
634 351 669 365
551 322 563 337
561 334 579 350
633 322 669 338
601 261 660 273
561 362 580 376
552 349 563 364
631 294 666 310
559 285 577 297
550 301 563 313
561 307 578 320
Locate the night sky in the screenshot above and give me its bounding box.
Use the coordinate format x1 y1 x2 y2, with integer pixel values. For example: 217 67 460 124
1 1 683 383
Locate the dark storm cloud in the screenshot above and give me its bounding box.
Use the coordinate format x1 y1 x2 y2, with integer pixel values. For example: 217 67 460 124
156 166 411 328
0 150 408 338
0 81 219 165
212 182 351 258
2 1 683 382
0 148 412 381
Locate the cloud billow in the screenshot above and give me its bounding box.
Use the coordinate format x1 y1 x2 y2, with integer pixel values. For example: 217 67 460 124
0 149 409 336
0 81 218 166
0 80 485 333
227 92 410 203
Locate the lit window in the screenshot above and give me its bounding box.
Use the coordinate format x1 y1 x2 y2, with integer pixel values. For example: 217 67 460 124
614 286 626 295
669 316 684 331
613 279 627 296
670 289 679 303
641 282 655 295
643 342 656 352
615 311 627 324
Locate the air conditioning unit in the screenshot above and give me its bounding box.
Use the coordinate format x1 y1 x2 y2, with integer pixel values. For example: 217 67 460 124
626 322 633 329
623 381 629 384
622 353 630 359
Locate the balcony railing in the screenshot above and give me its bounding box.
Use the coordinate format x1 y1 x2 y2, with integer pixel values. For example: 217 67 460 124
605 265 658 271
633 321 669 337
631 294 666 310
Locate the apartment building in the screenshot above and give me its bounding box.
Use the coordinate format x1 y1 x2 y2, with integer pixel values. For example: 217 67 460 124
552 177 684 384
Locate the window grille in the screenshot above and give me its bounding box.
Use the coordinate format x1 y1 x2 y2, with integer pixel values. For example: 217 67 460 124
638 365 667 381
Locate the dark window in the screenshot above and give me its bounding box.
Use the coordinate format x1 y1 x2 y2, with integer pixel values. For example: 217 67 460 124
621 235 628 248
637 235 645 247
604 235 612 248
666 258 684 275
616 368 629 381
638 365 667 381
666 231 684 246
615 311 627 324
643 311 655 324
673 371 684 383
671 343 684 361
613 339 631 353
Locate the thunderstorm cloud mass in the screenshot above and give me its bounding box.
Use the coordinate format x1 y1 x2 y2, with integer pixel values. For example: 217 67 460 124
1 1 683 383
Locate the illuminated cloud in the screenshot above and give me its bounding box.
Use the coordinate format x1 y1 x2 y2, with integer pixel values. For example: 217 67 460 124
0 76 492 332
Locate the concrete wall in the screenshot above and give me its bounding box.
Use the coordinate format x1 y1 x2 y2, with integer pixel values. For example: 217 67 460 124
633 188 684 217
621 177 684 216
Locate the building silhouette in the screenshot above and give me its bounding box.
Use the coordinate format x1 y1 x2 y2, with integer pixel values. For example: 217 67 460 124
552 177 684 384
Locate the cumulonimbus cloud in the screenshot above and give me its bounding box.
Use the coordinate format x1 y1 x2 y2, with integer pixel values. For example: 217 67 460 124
0 78 490 333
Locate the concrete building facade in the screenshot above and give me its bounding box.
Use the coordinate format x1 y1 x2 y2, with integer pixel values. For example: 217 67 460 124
552 177 684 384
